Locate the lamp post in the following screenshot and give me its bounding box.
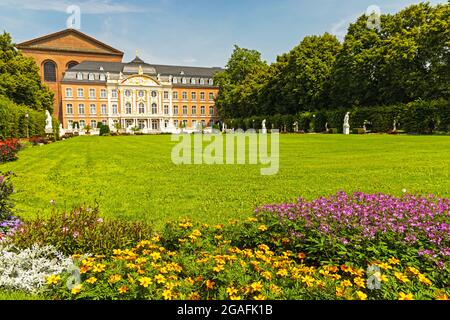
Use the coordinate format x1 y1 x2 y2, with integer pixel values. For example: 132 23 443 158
25 113 29 138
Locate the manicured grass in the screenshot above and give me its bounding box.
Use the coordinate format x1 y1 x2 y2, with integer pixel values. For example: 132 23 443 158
2 135 450 227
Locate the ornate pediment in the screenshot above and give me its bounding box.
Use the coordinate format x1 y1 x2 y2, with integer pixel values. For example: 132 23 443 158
121 75 160 87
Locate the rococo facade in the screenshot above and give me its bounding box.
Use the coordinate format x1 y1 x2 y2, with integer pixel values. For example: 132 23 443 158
17 29 222 133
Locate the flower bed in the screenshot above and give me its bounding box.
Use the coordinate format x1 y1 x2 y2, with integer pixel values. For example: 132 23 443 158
255 192 450 286
1 192 449 300
0 139 22 163
45 230 449 300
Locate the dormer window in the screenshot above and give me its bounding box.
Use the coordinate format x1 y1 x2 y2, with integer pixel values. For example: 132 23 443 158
208 78 214 85
99 74 106 81
180 70 185 75
191 78 196 85
182 77 187 84
200 78 205 85
88 73 95 81
173 77 178 84
77 72 83 80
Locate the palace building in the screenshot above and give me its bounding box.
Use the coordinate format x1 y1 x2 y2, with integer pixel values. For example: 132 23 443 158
17 29 222 133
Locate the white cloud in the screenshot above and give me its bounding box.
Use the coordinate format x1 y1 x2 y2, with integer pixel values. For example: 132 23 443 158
0 0 144 14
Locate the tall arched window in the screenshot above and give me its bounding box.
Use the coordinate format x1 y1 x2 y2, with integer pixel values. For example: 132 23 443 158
66 61 78 70
43 61 56 82
139 103 145 114
152 103 158 114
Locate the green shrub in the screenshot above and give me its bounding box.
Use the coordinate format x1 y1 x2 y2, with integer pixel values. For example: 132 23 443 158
352 128 365 134
0 95 45 139
11 207 154 255
99 124 110 136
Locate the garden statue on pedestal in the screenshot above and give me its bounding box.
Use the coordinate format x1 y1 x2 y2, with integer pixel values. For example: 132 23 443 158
293 121 299 133
261 119 267 134
45 110 53 134
343 112 350 135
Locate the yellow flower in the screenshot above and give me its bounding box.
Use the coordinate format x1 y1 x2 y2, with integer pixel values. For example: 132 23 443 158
188 292 201 300
179 221 193 229
250 282 263 292
254 294 267 300
205 280 215 290
269 284 282 295
136 257 148 264
92 264 106 273
373 272 388 283
378 262 392 270
118 286 129 294
108 274 122 284
436 293 450 300
139 277 152 288
301 276 315 288
214 235 223 241
394 272 409 283
418 274 432 286
261 271 273 281
356 291 368 300
226 287 238 296
71 284 82 295
258 244 270 252
154 274 166 284
398 292 414 300
407 267 420 276
342 280 353 288
113 249 122 255
230 295 242 300
354 277 366 288
150 252 161 261
162 289 173 300
258 225 268 232
151 235 161 242
86 277 97 284
185 277 195 285
246 217 258 223
79 265 89 274
276 269 288 277
388 257 400 265
336 286 345 297
127 274 135 284
213 265 225 273
46 274 61 285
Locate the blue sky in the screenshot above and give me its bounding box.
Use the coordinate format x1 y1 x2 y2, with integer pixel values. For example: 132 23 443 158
0 0 447 67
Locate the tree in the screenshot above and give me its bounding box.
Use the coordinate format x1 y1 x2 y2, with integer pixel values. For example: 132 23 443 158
264 33 342 114
330 3 450 108
0 32 54 112
214 45 269 119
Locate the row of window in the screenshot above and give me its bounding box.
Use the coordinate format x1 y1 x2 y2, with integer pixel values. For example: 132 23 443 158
76 73 107 81
65 88 216 101
66 88 110 99
74 72 214 86
172 77 214 86
66 103 215 116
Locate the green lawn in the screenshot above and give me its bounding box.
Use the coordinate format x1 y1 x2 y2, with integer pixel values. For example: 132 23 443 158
2 134 450 227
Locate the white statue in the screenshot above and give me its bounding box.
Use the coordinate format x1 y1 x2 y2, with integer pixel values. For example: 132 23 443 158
343 112 350 135
45 110 53 133
325 122 329 132
261 119 267 134
393 119 397 132
293 121 299 132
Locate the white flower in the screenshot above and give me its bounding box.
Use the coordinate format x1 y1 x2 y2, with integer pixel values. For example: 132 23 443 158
0 244 73 293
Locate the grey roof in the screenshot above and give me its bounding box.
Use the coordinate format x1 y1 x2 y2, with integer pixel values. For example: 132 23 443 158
68 57 224 77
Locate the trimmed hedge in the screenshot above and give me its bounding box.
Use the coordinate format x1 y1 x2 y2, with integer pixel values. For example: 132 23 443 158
0 95 46 139
226 100 449 134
